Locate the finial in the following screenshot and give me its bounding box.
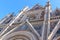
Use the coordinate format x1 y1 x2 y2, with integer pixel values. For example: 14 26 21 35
47 0 50 5
48 0 50 2
45 0 51 7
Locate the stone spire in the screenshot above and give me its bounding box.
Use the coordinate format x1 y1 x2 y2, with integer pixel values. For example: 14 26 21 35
46 0 51 6
42 0 51 40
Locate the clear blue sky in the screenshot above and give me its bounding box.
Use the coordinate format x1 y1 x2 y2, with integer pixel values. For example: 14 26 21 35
0 0 60 19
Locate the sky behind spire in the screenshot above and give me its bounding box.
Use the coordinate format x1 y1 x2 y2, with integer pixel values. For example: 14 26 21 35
0 0 60 19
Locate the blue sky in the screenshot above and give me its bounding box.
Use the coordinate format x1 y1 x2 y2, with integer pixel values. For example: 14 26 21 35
0 0 60 19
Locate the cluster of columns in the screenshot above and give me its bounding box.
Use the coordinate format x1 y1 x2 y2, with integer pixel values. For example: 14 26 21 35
42 0 51 40
42 0 60 40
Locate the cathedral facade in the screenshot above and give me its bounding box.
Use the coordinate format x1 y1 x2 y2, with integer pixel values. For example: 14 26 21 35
0 1 60 40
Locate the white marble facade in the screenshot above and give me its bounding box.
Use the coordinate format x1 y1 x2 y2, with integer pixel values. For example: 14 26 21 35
0 2 60 40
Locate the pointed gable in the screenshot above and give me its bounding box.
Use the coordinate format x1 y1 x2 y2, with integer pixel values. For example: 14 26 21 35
29 4 44 11
53 8 60 16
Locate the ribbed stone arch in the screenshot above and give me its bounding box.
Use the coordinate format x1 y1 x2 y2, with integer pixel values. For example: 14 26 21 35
2 31 38 40
56 36 60 40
